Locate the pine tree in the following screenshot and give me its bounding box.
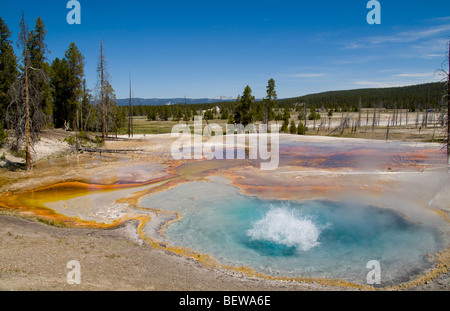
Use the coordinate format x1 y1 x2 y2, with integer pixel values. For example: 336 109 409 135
50 57 70 128
234 86 254 126
263 78 276 125
280 108 290 133
65 42 84 130
297 121 306 135
103 81 117 136
97 41 107 140
0 17 19 124
289 120 297 134
80 79 93 131
27 17 52 120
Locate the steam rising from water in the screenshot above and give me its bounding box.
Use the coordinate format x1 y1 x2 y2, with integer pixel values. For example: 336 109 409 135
247 205 321 251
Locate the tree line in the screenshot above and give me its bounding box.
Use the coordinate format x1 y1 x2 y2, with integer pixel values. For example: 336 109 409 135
134 81 446 126
0 14 127 168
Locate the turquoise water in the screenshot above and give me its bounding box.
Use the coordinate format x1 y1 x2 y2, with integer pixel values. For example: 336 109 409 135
140 179 442 285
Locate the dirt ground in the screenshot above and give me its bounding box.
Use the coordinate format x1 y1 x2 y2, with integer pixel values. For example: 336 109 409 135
1 214 447 291
0 214 355 291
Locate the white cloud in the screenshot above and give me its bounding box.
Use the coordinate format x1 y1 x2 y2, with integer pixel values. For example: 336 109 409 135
393 73 435 78
289 73 327 78
342 24 450 53
426 54 445 58
353 81 397 88
368 25 450 45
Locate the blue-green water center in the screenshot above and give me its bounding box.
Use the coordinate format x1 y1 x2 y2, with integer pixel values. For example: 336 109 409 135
140 178 442 285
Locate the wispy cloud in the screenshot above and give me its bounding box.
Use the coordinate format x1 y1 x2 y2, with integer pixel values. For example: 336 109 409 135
354 74 442 89
353 81 398 88
368 25 450 45
422 16 450 23
343 24 450 51
393 72 435 78
289 73 327 78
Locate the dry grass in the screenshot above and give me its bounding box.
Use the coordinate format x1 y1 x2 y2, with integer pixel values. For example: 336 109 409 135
118 110 447 143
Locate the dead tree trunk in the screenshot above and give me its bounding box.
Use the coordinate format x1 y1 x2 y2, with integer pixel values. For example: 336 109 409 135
386 117 390 141
447 41 450 167
372 106 377 132
24 67 31 171
128 75 133 138
100 41 106 141
365 108 369 132
19 13 32 170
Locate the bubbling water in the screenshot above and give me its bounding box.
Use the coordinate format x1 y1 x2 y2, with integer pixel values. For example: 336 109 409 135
247 205 321 252
140 179 443 285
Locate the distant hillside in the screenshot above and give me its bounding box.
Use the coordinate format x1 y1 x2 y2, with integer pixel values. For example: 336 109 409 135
277 82 447 110
116 97 235 106
117 82 446 111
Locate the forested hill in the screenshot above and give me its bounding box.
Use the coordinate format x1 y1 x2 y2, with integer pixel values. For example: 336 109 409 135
116 97 235 106
120 82 446 112
277 82 446 110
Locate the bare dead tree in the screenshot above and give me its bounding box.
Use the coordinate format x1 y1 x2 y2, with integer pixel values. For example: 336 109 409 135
405 108 408 126
128 74 133 138
365 107 369 132
386 116 390 141
97 40 108 141
5 13 46 170
436 40 450 169
415 106 420 129
328 112 351 136
372 105 377 132
357 97 362 128
448 40 450 168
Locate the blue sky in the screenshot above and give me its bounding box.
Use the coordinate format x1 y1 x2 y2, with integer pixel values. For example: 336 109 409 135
1 0 449 99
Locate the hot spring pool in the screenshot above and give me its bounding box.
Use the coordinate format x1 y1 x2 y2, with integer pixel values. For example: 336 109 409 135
140 178 443 285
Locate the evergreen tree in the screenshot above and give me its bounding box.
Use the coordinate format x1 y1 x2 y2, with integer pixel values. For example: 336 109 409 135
80 79 93 130
50 57 70 128
234 86 254 126
204 109 214 121
65 42 84 130
51 43 84 129
280 108 291 133
289 120 297 134
27 17 52 120
297 121 306 135
147 107 157 121
263 78 276 124
0 17 19 124
308 108 321 120
103 81 118 135
182 106 191 123
220 108 229 120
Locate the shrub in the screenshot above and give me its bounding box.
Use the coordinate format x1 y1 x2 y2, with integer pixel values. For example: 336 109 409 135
297 122 306 135
289 120 297 134
308 110 321 120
